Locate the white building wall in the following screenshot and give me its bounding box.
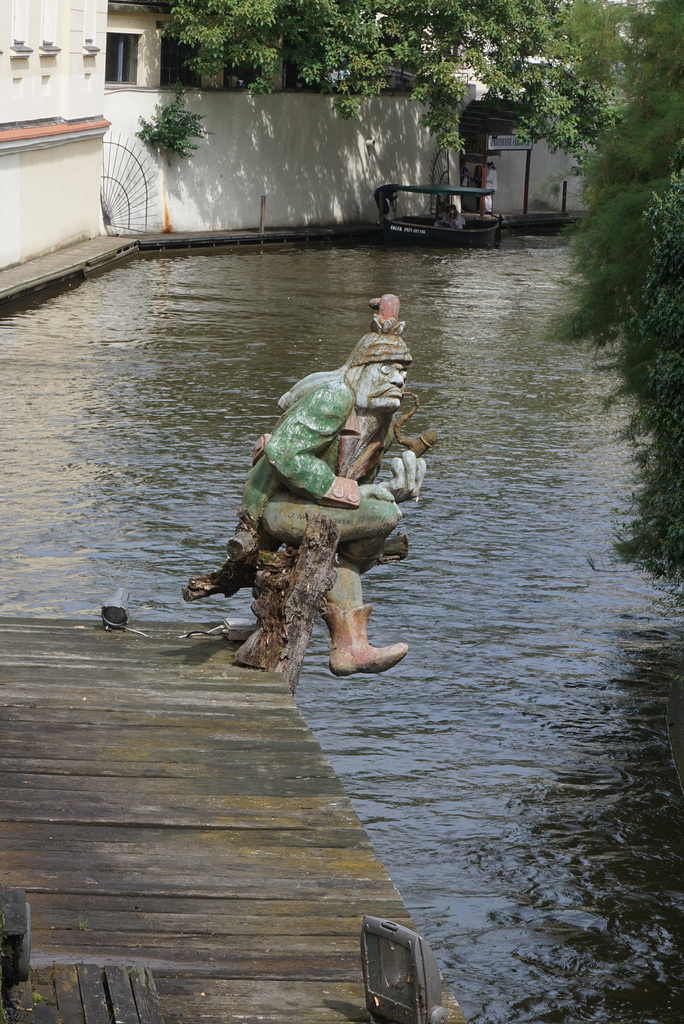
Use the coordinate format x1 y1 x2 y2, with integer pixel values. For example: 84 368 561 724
0 155 22 269
19 136 104 255
0 0 109 269
488 142 581 214
1 0 584 270
103 89 582 236
103 89 438 232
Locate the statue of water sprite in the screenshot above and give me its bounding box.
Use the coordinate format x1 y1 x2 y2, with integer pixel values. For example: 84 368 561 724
240 294 433 677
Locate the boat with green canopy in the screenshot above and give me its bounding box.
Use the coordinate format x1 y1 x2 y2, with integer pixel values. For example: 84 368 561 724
383 183 500 248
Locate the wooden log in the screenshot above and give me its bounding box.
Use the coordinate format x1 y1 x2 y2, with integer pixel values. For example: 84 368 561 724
183 507 407 606
234 512 339 695
181 509 405 691
182 507 260 602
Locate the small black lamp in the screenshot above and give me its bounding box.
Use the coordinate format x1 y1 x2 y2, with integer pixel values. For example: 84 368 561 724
361 916 448 1024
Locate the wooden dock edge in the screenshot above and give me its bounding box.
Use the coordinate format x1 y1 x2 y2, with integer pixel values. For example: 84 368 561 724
0 618 467 1024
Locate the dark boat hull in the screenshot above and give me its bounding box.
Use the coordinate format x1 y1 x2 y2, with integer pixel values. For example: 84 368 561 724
384 217 499 248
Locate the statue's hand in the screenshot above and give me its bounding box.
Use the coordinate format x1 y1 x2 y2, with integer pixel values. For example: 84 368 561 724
359 483 397 503
388 450 427 503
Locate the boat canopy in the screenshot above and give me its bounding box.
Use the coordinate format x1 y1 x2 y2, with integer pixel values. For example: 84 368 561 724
395 184 496 198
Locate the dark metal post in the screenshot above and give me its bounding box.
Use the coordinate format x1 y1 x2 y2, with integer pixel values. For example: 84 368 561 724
523 147 532 215
480 116 489 217
562 179 568 212
259 195 266 234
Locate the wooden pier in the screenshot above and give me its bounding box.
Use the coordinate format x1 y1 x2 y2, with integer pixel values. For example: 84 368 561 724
0 617 465 1024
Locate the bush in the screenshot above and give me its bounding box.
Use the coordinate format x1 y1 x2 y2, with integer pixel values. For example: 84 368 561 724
567 0 684 604
136 81 209 159
616 146 684 598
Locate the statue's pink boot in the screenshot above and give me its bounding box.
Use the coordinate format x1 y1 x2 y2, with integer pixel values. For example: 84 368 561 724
323 603 408 676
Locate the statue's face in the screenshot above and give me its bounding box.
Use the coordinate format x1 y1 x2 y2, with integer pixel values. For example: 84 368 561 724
354 361 408 412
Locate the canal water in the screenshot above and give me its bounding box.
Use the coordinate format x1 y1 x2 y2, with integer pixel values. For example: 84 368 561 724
1 241 683 1023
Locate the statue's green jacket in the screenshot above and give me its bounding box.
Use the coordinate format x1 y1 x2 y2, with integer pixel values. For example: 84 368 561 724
242 378 392 524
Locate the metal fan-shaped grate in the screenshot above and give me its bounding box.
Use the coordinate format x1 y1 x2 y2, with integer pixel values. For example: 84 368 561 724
101 135 157 235
430 146 450 186
423 146 450 216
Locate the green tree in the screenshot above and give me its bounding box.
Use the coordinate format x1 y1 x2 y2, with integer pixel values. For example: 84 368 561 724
165 0 617 151
615 150 684 595
568 0 684 600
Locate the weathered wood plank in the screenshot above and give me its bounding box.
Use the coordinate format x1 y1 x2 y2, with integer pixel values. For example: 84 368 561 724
77 963 110 1024
0 708 316 732
0 757 337 781
21 892 410 922
0 846 394 889
31 931 366 960
30 967 60 1024
129 967 163 1024
155 978 371 1023
0 822 372 852
0 791 359 829
0 674 293 704
4 874 397 903
0 844 383 879
37 950 361 982
0 771 344 798
0 729 325 761
53 963 87 1024
30 911 403 939
104 964 140 1024
44 936 364 969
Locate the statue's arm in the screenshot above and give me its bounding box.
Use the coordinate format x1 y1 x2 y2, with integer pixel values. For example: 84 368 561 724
264 384 359 508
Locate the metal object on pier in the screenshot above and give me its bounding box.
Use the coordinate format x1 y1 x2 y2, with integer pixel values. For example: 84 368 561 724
101 587 130 630
361 915 448 1024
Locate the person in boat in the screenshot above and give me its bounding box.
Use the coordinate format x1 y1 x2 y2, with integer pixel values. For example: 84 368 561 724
453 209 466 229
434 202 451 227
485 162 497 213
471 165 483 212
242 294 426 677
374 183 398 222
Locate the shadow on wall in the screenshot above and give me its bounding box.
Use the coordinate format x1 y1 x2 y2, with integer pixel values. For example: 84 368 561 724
103 91 435 233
